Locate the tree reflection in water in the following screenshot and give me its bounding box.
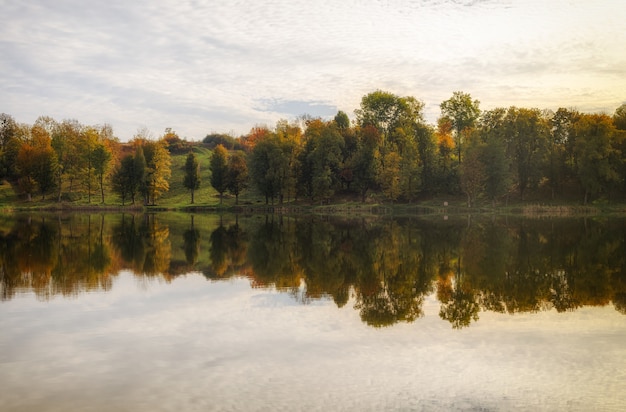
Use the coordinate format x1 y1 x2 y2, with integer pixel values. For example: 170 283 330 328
1 213 625 328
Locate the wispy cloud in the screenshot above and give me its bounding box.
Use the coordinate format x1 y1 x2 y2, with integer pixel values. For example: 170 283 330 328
2 0 624 139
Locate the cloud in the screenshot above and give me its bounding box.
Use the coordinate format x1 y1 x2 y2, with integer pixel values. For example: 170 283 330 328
1 0 625 139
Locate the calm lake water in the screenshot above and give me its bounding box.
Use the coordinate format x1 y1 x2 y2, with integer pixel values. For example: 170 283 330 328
1 213 625 411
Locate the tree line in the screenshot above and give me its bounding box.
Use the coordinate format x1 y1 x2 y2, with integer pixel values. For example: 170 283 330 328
213 91 626 206
2 90 626 206
0 115 178 205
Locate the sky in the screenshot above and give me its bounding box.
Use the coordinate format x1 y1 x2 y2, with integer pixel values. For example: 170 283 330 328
2 0 625 141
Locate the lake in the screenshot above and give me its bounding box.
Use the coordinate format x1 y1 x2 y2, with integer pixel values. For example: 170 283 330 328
1 212 625 411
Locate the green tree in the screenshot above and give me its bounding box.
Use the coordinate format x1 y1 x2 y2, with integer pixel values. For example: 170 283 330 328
0 113 17 180
249 136 290 205
92 143 112 203
459 134 485 207
183 151 201 204
299 120 344 202
380 151 401 202
572 113 621 204
79 127 100 203
133 147 147 204
51 119 83 201
355 91 425 151
227 151 248 205
32 144 58 200
614 103 626 131
210 144 229 204
439 91 481 163
478 108 512 204
349 126 381 202
542 108 572 199
334 110 350 129
111 154 134 205
505 107 549 200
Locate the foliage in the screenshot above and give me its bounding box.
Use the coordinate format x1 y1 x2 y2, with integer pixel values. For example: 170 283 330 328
183 151 201 204
210 144 229 204
1 91 625 208
137 137 171 205
227 151 248 205
439 91 480 162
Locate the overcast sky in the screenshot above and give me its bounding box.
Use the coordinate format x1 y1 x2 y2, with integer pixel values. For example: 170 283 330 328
2 0 625 141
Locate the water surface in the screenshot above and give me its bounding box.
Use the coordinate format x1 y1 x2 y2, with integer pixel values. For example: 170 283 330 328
1 213 625 411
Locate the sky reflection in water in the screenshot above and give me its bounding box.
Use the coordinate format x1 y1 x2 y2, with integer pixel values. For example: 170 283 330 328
1 271 625 412
1 213 626 411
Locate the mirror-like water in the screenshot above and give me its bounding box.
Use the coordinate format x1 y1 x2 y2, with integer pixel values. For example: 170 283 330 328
1 213 625 411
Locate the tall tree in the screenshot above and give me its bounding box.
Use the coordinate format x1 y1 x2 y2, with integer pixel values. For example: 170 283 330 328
136 136 171 205
227 151 248 205
478 108 512 204
133 147 147 204
111 154 134 206
350 126 381 202
249 136 287 205
298 120 344 202
572 113 620 204
334 110 350 129
79 127 100 203
183 151 201 204
459 134 485 207
51 119 82 201
614 103 626 131
355 90 425 150
380 151 401 202
505 107 549 200
439 91 481 163
92 143 112 203
210 144 229 204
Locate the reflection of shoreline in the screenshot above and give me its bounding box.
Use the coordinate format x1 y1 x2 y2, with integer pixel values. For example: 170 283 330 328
1 214 625 327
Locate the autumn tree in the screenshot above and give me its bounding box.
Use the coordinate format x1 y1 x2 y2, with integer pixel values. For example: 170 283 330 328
210 144 229 204
183 151 201 204
355 90 425 151
78 126 100 203
92 143 112 203
51 119 83 201
135 134 171 205
15 122 58 200
298 120 344 202
227 151 248 205
439 91 481 163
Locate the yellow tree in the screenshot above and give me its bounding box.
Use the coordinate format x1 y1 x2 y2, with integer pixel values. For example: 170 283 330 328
141 138 171 205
